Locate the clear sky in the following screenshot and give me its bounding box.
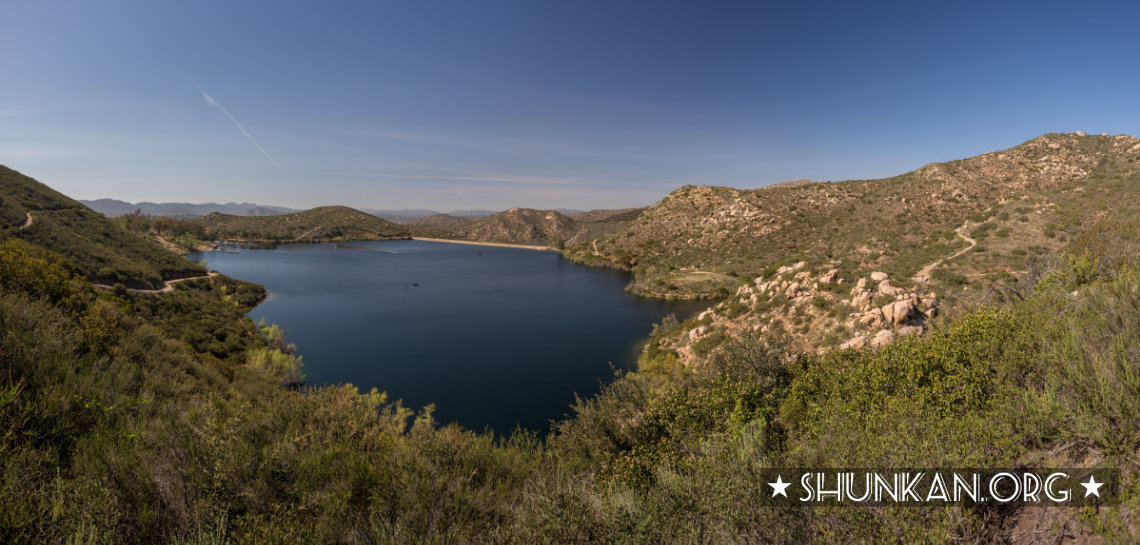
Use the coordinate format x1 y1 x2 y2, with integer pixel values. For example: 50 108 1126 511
3 1 1139 211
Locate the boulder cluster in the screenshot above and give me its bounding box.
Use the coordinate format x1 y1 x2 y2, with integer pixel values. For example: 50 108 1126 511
665 262 940 366
748 264 937 350
837 270 938 349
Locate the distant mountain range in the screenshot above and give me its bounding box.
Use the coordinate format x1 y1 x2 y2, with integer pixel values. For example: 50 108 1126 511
81 199 300 218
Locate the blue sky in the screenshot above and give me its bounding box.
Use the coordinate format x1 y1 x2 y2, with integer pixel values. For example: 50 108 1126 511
3 1 1139 211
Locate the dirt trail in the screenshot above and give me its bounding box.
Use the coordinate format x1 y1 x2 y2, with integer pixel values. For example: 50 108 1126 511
294 226 321 241
19 208 218 293
95 272 220 294
913 222 977 282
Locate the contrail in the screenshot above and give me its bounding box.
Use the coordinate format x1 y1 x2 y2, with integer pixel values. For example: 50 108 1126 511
194 82 280 168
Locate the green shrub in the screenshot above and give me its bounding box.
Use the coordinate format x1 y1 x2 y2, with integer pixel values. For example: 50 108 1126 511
970 222 996 239
692 330 728 357
246 346 304 384
931 268 968 287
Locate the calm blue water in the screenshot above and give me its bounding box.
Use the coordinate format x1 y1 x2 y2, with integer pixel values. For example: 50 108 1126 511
191 240 705 435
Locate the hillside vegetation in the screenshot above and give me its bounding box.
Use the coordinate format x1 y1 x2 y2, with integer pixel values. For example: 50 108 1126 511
561 133 1140 364
418 207 644 247
4 139 1140 543
0 166 205 289
115 205 413 251
402 212 466 227
568 132 1140 300
195 206 411 242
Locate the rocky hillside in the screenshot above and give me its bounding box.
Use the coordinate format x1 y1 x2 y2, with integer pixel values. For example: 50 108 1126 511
417 207 643 247
656 263 941 366
198 206 411 242
568 132 1140 300
433 208 580 247
604 132 1140 370
403 213 466 227
6 143 1140 542
568 207 643 222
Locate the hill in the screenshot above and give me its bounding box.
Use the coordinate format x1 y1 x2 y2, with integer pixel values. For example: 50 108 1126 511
568 207 643 222
4 155 1140 542
568 132 1140 299
197 206 412 242
5 137 1140 541
416 207 644 247
0 166 205 289
578 132 1140 369
365 208 500 222
420 208 582 247
81 198 299 217
403 213 466 227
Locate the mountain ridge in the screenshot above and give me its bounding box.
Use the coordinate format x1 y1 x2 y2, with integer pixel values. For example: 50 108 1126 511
196 205 411 242
596 132 1140 364
416 207 645 247
1 165 205 289
5 134 1140 541
566 132 1140 299
81 198 300 217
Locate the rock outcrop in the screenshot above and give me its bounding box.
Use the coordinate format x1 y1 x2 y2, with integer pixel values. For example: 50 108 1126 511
656 265 941 367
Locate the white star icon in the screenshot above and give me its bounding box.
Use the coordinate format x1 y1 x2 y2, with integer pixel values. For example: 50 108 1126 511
769 475 791 498
1081 475 1103 498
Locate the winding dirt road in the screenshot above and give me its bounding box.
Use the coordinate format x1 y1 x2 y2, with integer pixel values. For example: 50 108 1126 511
913 223 977 283
294 226 321 241
95 272 220 294
18 209 219 294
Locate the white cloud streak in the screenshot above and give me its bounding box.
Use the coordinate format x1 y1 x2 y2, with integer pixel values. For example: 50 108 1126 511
194 82 280 168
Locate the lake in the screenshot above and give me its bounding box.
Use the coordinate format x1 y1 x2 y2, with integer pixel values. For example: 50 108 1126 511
191 239 706 435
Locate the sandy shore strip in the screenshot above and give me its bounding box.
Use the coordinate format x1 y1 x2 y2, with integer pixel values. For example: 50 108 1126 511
411 237 560 252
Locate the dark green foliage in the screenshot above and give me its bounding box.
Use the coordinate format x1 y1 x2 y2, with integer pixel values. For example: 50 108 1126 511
158 257 1140 541
931 267 968 287
0 166 203 288
196 206 410 242
0 234 544 543
127 276 265 364
0 238 90 312
691 330 727 357
970 222 996 239
6 158 1140 541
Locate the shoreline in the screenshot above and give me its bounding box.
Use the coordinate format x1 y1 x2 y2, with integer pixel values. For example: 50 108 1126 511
411 237 560 252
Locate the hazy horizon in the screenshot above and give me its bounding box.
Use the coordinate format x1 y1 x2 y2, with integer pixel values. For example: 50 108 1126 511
4 1 1140 210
